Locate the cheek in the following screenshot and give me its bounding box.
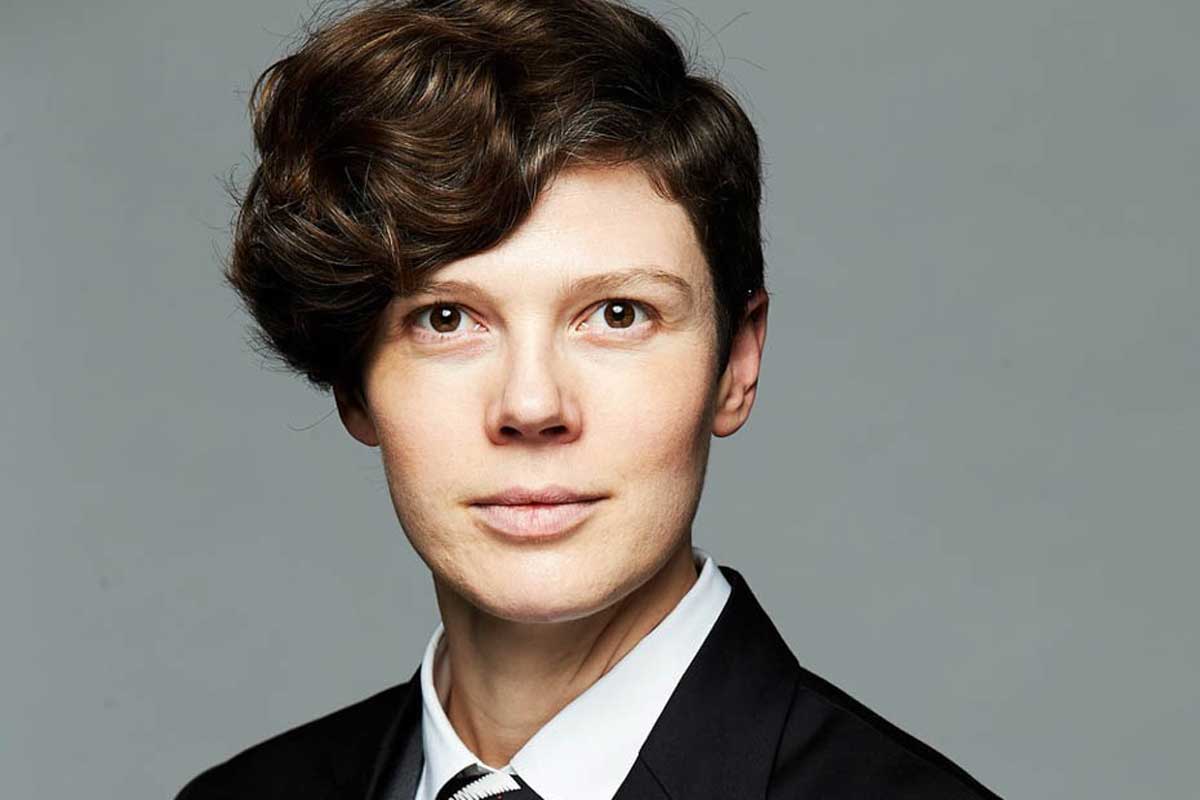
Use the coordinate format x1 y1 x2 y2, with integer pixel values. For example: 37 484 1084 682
372 393 484 586
370 374 476 508
597 353 714 480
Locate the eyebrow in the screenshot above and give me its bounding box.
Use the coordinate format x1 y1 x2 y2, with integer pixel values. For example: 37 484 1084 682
411 266 697 306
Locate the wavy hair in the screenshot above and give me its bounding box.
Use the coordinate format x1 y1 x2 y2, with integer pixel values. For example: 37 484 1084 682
227 0 765 407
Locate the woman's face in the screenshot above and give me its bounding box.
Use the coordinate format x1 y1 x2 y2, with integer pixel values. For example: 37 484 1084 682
341 164 757 623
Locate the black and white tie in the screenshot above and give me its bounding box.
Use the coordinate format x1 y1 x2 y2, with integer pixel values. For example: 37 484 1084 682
435 763 545 800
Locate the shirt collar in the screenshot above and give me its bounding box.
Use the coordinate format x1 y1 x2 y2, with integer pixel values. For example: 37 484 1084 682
417 546 732 800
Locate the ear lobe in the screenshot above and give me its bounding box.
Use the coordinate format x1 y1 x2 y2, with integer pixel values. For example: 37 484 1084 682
712 288 769 438
334 385 380 447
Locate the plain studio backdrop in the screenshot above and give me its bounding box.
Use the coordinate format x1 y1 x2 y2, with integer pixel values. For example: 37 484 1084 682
3 1 1197 797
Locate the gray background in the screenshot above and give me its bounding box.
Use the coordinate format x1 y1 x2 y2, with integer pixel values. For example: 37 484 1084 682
3 0 1197 797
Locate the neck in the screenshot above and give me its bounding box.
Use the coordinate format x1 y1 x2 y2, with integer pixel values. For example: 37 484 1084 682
431 541 699 768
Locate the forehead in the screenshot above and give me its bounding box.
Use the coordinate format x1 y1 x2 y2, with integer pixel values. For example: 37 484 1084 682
417 164 711 300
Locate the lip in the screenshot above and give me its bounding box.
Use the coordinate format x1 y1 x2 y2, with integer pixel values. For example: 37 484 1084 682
468 486 606 540
471 485 606 506
469 499 602 540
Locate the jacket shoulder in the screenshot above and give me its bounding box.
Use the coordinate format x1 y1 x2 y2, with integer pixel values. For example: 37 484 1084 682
770 665 1001 799
175 681 415 800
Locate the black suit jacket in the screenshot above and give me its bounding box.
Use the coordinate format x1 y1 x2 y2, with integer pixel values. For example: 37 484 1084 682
177 566 1001 799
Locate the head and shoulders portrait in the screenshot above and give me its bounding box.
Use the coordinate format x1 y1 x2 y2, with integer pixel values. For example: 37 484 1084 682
175 1 999 798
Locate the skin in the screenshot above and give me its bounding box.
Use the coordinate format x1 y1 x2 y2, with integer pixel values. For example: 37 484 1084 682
335 163 768 767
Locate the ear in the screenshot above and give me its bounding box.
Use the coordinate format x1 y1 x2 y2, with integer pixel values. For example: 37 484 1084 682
334 383 380 447
712 288 769 438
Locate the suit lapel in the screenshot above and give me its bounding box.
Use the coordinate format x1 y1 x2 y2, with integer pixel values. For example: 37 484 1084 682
364 667 423 800
612 758 672 799
615 567 799 800
363 568 797 800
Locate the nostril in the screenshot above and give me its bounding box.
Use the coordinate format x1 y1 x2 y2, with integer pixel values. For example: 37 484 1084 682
496 422 571 441
499 424 568 437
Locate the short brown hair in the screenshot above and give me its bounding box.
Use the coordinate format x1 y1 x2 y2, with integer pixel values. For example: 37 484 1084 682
227 0 765 407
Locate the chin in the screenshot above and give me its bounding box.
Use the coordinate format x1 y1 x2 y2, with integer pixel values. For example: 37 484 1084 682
458 563 631 625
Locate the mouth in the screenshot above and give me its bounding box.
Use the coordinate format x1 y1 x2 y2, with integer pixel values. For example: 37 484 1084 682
468 486 606 539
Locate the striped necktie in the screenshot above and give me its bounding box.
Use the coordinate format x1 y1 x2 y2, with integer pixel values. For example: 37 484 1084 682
435 763 545 800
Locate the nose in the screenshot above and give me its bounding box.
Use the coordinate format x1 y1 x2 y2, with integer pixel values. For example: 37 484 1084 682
485 334 582 445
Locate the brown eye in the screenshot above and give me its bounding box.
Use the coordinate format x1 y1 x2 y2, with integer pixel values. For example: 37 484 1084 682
602 300 637 329
428 303 462 333
580 298 652 335
413 302 474 338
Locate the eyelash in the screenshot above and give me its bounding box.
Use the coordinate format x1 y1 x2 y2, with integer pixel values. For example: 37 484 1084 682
406 298 658 343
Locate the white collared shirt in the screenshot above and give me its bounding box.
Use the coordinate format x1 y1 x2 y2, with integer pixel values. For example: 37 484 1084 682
414 547 732 800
